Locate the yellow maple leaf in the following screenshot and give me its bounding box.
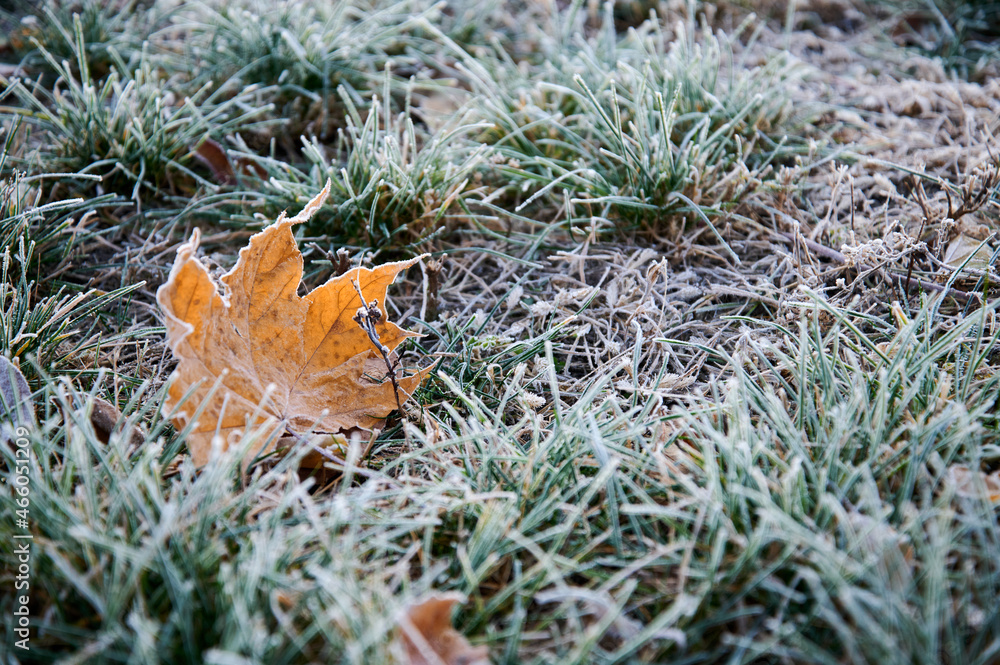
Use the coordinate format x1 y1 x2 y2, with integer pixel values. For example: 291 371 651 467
156 181 430 466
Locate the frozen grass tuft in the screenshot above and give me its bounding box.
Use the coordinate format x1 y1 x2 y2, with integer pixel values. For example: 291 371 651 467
451 10 810 240
2 27 273 208
224 78 496 253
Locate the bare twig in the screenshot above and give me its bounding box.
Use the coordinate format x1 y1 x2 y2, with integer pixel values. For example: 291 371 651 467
352 279 404 412
419 258 442 322
308 243 353 276
905 177 930 302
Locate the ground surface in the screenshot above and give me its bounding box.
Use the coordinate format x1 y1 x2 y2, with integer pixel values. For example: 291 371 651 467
1 0 999 663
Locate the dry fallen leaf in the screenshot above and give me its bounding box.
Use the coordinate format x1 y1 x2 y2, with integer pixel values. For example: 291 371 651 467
86 396 146 448
156 180 431 466
191 138 267 185
398 593 490 665
57 390 147 450
943 233 995 273
191 138 236 185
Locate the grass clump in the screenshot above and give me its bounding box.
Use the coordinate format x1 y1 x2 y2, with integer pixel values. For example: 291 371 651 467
1 19 274 208
0 237 143 387
665 295 1000 659
0 123 100 268
166 0 433 139
2 0 148 80
458 11 808 240
225 83 495 253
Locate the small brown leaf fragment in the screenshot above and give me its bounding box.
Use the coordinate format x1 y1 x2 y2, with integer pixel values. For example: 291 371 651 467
89 396 123 444
191 138 236 185
943 233 995 272
235 156 268 180
87 396 146 448
398 593 490 665
156 180 432 467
